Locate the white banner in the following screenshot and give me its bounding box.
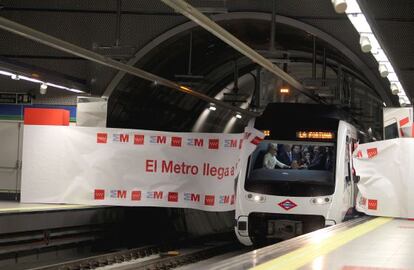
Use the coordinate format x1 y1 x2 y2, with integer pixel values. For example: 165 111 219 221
21 125 263 211
353 138 414 218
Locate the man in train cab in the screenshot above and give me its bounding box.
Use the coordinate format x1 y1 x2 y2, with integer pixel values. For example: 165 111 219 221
277 144 293 166
292 145 303 163
308 146 327 170
263 143 291 169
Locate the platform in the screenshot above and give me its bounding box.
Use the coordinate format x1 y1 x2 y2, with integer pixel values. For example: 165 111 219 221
0 200 121 235
207 217 414 270
0 200 99 214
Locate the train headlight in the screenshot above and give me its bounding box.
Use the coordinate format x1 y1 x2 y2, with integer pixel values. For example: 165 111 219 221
246 193 266 203
311 197 331 205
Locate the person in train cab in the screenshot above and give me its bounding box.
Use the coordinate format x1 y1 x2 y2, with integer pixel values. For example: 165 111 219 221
263 143 291 169
308 146 327 170
301 151 312 168
277 144 293 166
324 147 334 170
292 145 303 163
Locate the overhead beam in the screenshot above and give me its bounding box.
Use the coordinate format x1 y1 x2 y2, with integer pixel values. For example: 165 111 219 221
161 0 323 104
0 16 258 117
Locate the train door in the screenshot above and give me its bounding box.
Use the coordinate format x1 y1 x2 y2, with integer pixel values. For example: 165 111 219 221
343 134 354 214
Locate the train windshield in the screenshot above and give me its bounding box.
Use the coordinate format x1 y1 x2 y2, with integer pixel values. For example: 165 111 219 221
245 140 336 197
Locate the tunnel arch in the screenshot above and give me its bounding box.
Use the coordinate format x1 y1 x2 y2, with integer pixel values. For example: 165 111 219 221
104 12 390 104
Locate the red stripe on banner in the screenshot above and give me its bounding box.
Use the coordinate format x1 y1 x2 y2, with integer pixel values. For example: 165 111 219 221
250 136 263 145
400 117 409 127
367 148 378 158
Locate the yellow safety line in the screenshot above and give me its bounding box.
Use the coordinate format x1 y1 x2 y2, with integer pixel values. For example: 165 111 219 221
252 217 392 270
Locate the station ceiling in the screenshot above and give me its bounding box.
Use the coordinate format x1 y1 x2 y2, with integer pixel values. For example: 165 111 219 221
0 1 412 123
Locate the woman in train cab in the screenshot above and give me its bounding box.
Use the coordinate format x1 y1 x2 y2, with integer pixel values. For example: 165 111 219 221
263 143 291 169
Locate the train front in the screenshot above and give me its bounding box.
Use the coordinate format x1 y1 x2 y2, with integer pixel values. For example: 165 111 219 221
235 103 350 246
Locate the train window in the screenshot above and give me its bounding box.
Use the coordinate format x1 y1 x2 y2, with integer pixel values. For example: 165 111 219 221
384 122 399 140
246 140 335 197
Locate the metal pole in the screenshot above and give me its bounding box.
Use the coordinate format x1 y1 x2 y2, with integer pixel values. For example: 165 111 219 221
161 0 323 104
115 0 122 47
0 16 259 117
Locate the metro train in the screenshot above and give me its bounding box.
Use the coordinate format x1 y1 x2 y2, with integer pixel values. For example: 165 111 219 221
235 103 360 245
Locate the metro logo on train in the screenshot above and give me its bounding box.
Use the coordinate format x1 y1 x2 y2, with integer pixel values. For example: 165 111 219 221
278 199 298 211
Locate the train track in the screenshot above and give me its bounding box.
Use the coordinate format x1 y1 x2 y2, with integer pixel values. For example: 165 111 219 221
31 241 238 270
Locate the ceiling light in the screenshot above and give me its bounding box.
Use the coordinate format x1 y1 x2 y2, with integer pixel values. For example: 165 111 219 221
359 35 371 53
331 0 347 14
209 104 217 111
40 83 47 95
391 83 399 95
378 64 388 78
280 88 290 94
235 113 242 119
343 0 411 105
0 70 85 94
383 102 386 107
0 70 15 77
399 97 407 106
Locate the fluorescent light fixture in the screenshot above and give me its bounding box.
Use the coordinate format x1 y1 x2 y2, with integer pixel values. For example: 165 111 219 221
391 83 399 95
46 82 68 89
0 70 15 77
383 102 387 107
235 113 242 119
0 69 85 94
68 88 84 93
208 104 217 111
342 0 410 105
378 64 388 78
349 13 372 33
331 0 347 13
359 35 371 53
387 73 398 82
